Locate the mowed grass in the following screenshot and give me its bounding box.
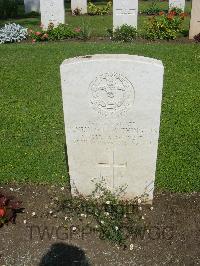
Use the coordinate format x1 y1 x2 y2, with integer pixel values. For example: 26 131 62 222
0 1 192 37
0 42 199 192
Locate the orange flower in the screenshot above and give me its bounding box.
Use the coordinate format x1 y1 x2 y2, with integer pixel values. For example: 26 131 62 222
0 208 6 217
167 13 174 20
159 11 164 16
180 12 187 18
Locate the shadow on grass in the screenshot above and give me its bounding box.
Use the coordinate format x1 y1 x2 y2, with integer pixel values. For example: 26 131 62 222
39 243 90 266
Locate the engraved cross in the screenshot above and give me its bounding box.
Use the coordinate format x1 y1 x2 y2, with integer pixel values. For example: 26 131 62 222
97 151 127 188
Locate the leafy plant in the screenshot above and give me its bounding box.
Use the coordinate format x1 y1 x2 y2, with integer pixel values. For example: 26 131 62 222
88 1 112 16
142 0 164 15
194 33 200 43
108 24 137 42
29 23 92 42
0 23 28 44
0 0 18 19
168 6 184 15
0 193 23 227
47 23 77 40
76 23 91 40
144 11 187 40
59 181 145 245
29 29 49 42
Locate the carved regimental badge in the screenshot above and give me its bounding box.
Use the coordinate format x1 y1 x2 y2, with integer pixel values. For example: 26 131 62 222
89 72 135 116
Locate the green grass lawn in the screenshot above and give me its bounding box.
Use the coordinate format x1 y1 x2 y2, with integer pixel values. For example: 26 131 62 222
0 42 199 192
0 0 192 37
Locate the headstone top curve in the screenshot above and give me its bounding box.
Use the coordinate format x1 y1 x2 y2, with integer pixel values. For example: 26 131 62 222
60 54 164 68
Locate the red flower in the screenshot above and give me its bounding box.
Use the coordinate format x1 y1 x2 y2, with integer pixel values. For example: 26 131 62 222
0 208 5 218
170 11 176 16
35 31 41 36
74 27 81 33
32 39 36 43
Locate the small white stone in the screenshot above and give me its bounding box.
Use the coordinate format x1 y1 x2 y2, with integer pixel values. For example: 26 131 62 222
10 188 14 191
137 198 142 204
72 226 76 231
138 206 142 211
141 216 145 220
49 210 53 214
23 220 27 224
101 220 104 224
105 212 110 216
150 206 154 210
115 226 119 231
61 187 65 191
64 216 68 220
32 212 36 217
130 244 134 250
106 201 111 205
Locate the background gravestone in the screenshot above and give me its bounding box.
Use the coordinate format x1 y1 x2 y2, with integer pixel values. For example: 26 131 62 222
71 0 87 14
40 0 65 29
169 0 185 10
24 0 40 13
60 54 164 203
189 0 200 39
113 0 138 29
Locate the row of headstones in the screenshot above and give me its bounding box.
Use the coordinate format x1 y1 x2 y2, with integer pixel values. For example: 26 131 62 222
25 0 200 39
24 0 200 39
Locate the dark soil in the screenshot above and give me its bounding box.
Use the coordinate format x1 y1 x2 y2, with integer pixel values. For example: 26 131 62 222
0 184 200 266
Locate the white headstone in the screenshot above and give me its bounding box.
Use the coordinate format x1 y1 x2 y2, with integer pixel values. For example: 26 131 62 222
40 0 65 29
169 0 185 11
189 0 200 39
71 0 87 14
113 0 138 29
60 54 164 203
24 0 40 13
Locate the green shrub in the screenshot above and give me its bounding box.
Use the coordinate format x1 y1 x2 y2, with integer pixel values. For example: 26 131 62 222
76 23 91 40
29 23 91 42
142 6 164 16
0 0 18 19
88 1 112 16
47 23 77 40
108 24 137 42
144 11 187 40
168 6 184 15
